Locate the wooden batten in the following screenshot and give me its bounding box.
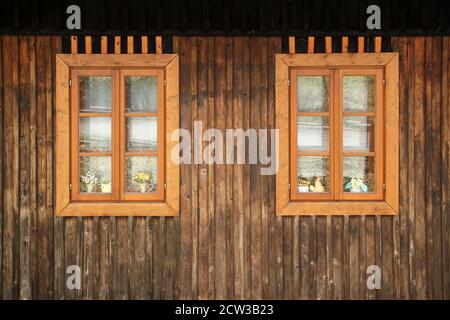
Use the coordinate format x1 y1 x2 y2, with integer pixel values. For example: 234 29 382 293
156 36 163 54
307 36 315 53
288 36 295 54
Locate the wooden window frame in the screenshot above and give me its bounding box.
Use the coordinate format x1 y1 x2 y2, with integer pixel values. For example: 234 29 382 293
276 53 399 215
56 54 179 216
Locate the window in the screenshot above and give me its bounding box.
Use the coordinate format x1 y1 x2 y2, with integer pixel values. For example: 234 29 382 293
56 55 179 216
276 53 399 215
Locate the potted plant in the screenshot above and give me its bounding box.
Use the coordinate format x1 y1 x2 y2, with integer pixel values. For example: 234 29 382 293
134 172 150 193
81 170 98 193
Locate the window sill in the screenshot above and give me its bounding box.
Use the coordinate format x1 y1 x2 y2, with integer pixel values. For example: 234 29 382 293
58 202 178 217
276 200 398 216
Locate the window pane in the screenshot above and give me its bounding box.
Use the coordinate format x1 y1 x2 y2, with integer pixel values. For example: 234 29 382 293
343 116 375 152
126 116 157 151
343 156 375 193
297 156 330 193
125 76 158 113
79 76 112 113
126 156 158 193
297 116 329 151
297 76 329 112
343 76 375 112
79 156 112 193
79 117 111 152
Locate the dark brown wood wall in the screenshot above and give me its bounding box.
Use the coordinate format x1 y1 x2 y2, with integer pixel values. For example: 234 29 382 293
0 35 449 300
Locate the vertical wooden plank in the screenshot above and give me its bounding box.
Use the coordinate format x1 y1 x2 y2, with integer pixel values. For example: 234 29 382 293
242 36 251 299
190 37 199 299
341 37 349 53
0 36 5 297
18 36 32 299
207 36 215 300
2 35 20 299
259 37 269 299
114 36 121 54
406 37 417 299
348 216 360 299
429 36 443 299
214 37 227 299
391 37 409 299
115 215 129 299
442 36 450 300
127 36 133 54
44 34 55 299
141 36 148 54
441 36 450 300
85 36 92 54
155 36 162 54
197 36 210 299
35 36 51 299
71 36 77 54
331 216 343 299
414 37 426 299
325 36 332 53
232 37 245 299
101 36 108 54
28 36 39 299
357 37 365 53
307 37 315 53
225 36 234 299
374 37 382 53
0 35 3 299
249 37 263 299
267 37 283 300
288 36 295 54
174 36 193 299
316 217 327 299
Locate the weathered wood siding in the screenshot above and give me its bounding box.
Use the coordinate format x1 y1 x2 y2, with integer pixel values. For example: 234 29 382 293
0 35 449 299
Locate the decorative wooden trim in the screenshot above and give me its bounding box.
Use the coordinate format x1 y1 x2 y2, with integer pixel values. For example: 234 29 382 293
277 201 397 216
155 36 163 54
59 202 177 216
56 54 177 67
55 55 71 215
55 53 180 216
288 36 295 54
275 52 399 216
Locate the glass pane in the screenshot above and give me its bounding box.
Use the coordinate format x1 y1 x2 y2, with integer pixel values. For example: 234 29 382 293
297 76 329 112
297 116 329 151
79 76 112 113
343 75 376 112
79 117 111 152
126 156 158 193
343 116 375 152
79 156 112 193
125 76 158 113
343 156 375 193
297 156 330 193
126 116 157 151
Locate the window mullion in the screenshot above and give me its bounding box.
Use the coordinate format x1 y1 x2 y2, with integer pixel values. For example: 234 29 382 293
333 69 343 200
114 69 122 200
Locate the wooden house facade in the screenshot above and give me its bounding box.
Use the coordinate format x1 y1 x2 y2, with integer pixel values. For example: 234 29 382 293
0 0 449 299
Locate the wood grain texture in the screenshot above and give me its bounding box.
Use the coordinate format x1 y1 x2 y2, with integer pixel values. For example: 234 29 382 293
0 35 449 300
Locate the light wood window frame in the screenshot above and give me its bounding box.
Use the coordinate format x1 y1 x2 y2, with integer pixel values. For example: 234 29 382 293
276 53 399 215
56 54 179 216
